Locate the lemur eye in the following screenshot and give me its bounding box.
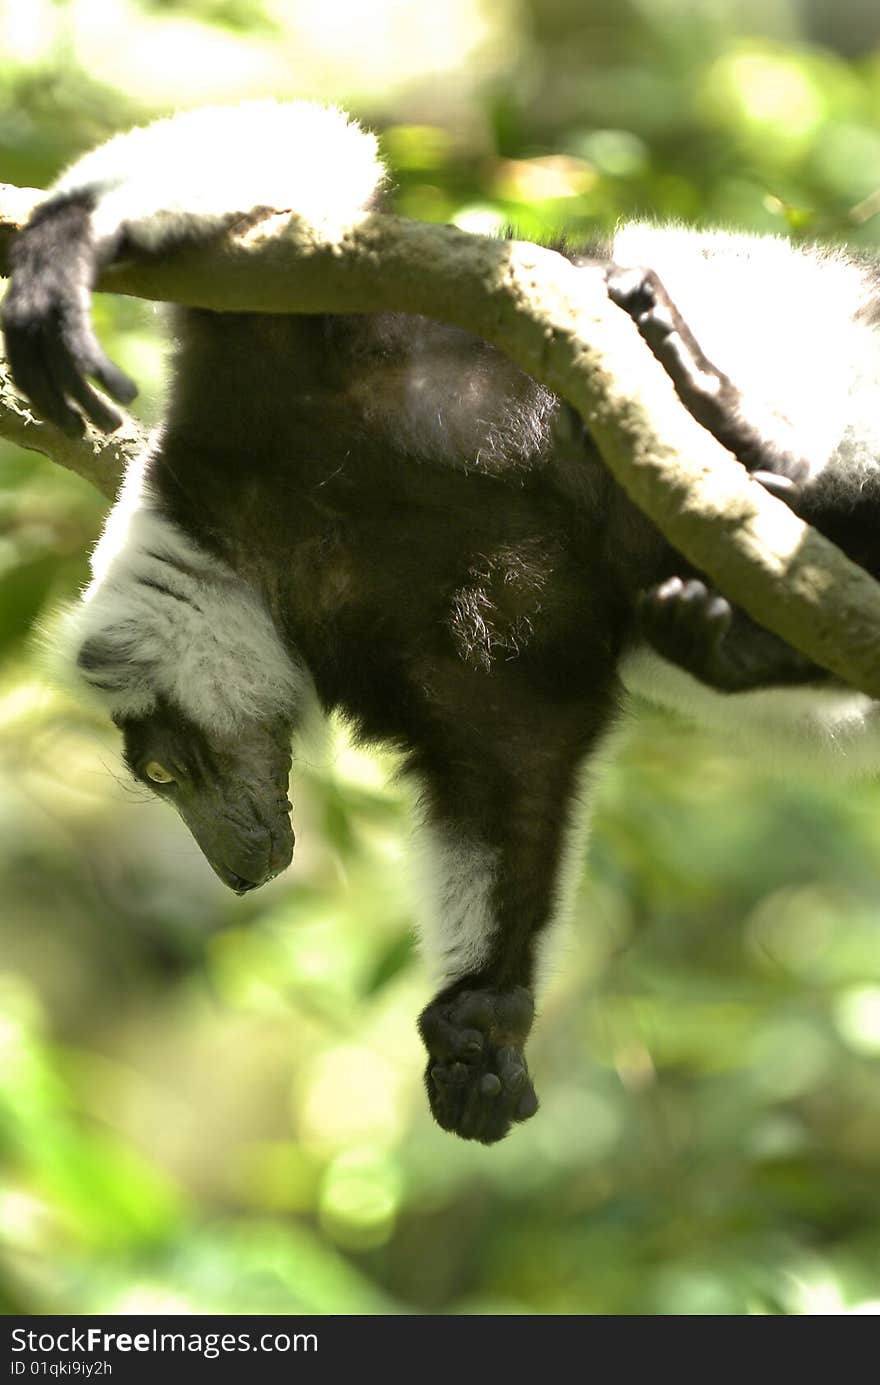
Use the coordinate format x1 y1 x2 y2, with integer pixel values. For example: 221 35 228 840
144 761 175 784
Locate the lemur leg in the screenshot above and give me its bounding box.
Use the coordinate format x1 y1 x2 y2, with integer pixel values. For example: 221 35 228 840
411 700 602 1144
638 577 826 691
606 264 809 490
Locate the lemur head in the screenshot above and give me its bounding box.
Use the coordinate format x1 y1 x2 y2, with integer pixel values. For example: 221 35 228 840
68 476 312 892
117 698 294 893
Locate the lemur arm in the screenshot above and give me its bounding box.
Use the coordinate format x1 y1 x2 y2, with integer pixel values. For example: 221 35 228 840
1 101 385 436
607 264 810 488
607 263 830 692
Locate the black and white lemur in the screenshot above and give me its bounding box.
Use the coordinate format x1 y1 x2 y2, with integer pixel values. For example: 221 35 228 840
5 100 880 1143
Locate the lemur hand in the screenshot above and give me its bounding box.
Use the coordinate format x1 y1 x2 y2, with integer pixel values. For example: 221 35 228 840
607 263 810 490
2 195 137 436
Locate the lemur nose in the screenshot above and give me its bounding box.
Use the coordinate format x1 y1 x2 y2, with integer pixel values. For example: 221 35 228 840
228 873 259 894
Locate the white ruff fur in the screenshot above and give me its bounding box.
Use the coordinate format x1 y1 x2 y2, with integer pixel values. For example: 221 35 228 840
54 99 385 250
65 454 312 734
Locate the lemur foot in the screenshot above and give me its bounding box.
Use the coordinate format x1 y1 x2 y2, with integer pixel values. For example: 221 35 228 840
419 985 538 1144
639 576 824 692
607 264 809 485
639 578 733 684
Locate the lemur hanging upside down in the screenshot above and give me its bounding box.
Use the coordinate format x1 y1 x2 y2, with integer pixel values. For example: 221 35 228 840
4 101 880 1142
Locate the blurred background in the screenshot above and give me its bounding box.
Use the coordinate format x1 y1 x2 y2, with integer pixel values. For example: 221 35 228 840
3 0 880 1317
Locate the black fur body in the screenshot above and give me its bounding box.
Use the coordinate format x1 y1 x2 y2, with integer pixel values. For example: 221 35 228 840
160 305 657 747
156 307 676 1139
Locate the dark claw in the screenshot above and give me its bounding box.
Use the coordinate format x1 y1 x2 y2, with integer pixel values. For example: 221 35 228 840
752 469 803 511
516 1087 539 1121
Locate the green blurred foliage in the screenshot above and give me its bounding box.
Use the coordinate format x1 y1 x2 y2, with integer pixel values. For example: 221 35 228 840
2 0 880 1317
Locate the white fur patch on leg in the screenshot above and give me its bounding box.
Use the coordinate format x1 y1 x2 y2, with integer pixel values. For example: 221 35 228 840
410 817 500 986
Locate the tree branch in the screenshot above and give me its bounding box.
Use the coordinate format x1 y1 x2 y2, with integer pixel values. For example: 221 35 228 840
2 183 880 694
0 358 146 499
